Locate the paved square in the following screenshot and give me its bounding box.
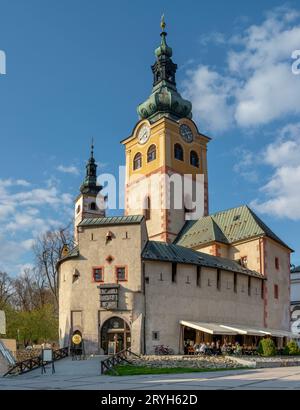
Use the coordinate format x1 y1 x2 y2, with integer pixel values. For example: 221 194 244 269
0 357 300 390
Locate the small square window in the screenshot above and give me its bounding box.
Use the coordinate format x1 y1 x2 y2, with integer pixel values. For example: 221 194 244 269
93 267 103 282
116 266 127 281
152 331 160 341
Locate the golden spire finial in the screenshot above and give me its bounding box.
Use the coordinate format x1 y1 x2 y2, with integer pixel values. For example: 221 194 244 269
161 14 166 32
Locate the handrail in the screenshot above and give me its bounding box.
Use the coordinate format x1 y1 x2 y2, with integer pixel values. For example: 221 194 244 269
3 346 69 377
0 341 16 366
100 348 140 374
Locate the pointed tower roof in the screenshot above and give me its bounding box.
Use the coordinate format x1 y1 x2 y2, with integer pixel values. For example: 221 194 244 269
80 140 102 195
137 16 192 123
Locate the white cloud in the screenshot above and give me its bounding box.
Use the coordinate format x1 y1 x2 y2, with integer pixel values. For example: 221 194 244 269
251 122 300 219
0 177 74 273
57 165 79 175
233 148 259 182
183 66 237 132
198 31 226 46
182 6 300 132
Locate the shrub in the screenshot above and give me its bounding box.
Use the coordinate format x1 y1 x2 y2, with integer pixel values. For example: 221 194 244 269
258 338 277 357
286 340 300 356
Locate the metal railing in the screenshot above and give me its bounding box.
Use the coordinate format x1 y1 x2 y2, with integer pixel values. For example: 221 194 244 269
0 341 16 366
100 348 140 375
3 346 69 377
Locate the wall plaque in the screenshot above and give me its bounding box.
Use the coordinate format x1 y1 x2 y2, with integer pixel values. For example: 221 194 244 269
98 284 119 310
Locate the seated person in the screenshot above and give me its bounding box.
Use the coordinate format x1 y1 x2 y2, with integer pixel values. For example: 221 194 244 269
199 342 207 354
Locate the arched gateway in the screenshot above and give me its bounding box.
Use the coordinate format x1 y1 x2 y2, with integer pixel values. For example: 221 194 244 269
100 317 131 355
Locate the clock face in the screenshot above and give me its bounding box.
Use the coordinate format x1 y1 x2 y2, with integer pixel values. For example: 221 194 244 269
138 125 150 145
180 124 193 143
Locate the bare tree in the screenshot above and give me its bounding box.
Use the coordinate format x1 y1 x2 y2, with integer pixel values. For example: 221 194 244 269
33 227 73 307
13 268 37 311
12 268 54 311
0 271 14 309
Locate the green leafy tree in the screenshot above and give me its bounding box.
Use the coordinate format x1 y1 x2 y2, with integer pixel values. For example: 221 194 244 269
286 340 300 355
258 338 277 357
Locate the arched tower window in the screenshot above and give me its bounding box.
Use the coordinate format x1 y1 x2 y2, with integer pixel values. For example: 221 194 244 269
90 202 97 211
190 150 199 168
143 196 151 221
147 145 156 162
133 152 142 170
174 144 184 161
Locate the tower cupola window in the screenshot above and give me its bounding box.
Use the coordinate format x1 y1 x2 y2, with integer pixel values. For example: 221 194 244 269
147 145 156 162
133 152 142 170
174 143 184 161
90 202 97 211
190 151 199 168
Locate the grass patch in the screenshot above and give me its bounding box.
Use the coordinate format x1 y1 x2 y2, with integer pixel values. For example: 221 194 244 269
107 365 247 376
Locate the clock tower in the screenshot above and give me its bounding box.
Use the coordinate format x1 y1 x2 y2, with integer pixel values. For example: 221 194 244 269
122 17 210 243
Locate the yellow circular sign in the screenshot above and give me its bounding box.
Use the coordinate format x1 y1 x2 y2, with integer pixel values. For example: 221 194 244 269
72 334 82 345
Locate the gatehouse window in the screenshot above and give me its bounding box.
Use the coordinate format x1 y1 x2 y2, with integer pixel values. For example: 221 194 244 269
190 150 199 167
133 152 142 170
116 266 127 282
174 143 184 161
147 144 156 162
93 267 104 282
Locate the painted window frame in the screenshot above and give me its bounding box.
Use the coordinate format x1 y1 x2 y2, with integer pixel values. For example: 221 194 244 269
115 265 128 282
92 266 104 283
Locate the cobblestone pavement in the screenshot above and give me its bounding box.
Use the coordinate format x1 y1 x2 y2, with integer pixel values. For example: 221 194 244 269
0 357 300 390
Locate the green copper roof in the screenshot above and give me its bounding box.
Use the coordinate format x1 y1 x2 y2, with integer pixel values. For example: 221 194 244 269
137 18 192 123
175 205 292 250
142 241 264 279
78 215 144 227
291 266 300 273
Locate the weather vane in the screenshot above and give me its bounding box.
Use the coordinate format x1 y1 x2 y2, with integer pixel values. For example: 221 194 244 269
161 14 166 32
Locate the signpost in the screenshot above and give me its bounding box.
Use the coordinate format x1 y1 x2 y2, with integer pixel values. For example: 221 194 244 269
71 333 86 360
41 348 55 374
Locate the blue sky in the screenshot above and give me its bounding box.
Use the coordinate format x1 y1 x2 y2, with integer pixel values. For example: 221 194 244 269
0 0 300 274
